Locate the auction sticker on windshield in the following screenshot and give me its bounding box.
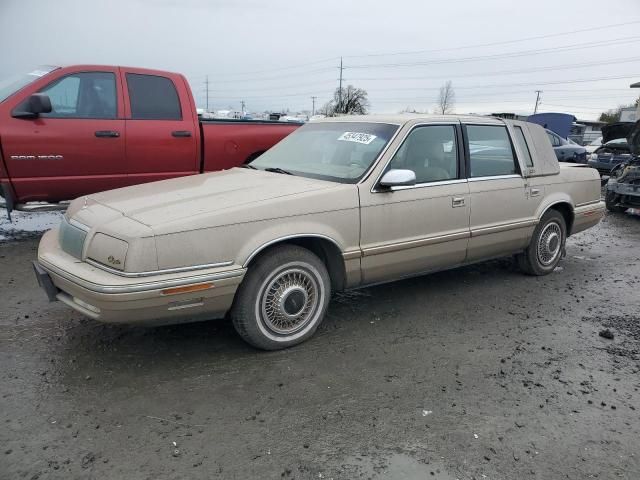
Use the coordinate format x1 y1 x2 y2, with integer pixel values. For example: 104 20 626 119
338 132 377 145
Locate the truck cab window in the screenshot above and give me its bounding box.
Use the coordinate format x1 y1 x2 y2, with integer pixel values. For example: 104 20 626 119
39 72 117 119
467 125 519 177
126 73 182 120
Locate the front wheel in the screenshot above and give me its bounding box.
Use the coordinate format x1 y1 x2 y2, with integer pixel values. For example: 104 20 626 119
230 245 331 350
517 210 566 276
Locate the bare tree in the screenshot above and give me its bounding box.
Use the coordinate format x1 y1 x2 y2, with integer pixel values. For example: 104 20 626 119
436 81 455 115
321 85 370 116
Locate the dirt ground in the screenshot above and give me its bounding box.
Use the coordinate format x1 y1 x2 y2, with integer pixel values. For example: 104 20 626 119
1 210 639 480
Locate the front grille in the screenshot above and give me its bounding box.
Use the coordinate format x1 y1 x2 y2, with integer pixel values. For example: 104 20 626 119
59 217 87 259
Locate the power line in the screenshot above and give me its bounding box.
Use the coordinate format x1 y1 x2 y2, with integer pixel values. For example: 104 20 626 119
347 36 640 69
346 56 640 82
343 19 640 59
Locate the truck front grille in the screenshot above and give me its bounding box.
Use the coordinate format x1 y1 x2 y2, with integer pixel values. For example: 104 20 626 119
59 217 87 260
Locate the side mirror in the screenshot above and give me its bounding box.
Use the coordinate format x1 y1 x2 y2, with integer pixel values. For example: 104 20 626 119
379 169 416 189
12 93 52 119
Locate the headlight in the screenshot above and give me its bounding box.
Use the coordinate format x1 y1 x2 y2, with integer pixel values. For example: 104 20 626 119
86 233 129 271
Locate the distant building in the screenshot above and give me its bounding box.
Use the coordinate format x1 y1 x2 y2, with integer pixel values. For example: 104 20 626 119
619 107 637 123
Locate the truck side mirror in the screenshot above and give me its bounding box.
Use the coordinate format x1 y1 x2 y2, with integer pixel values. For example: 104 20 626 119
12 93 53 119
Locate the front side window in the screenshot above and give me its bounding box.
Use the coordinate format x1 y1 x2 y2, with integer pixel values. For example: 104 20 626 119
386 125 458 183
39 72 117 119
250 122 399 183
467 125 518 177
513 126 534 168
126 73 181 120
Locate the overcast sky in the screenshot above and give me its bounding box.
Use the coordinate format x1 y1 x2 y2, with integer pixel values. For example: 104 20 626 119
1 0 640 119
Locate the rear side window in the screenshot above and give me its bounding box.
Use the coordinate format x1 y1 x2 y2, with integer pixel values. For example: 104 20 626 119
467 125 518 177
513 126 534 168
126 73 181 120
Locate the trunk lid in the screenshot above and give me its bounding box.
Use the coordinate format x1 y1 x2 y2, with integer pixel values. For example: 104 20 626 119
628 120 640 156
602 122 635 144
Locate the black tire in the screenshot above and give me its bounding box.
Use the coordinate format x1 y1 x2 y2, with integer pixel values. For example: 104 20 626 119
517 210 566 276
230 245 331 350
605 190 626 213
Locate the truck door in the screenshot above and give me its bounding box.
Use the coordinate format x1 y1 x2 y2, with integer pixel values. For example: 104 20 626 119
1 68 126 202
122 70 199 185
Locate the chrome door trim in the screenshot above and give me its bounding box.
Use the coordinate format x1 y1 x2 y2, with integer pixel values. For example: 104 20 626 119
85 258 234 278
468 174 522 182
470 219 537 237
374 178 468 193
361 230 470 257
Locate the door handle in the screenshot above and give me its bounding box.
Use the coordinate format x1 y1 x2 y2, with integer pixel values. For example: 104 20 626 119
451 197 465 207
172 130 192 137
95 130 120 138
530 188 541 197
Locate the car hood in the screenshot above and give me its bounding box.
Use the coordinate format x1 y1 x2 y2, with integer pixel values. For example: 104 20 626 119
628 120 640 156
85 168 338 228
602 122 635 143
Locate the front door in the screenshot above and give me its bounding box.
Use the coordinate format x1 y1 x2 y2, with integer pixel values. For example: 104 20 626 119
1 69 126 202
359 123 470 284
122 70 199 185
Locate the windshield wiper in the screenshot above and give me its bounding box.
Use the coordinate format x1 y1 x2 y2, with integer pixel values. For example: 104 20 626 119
240 164 257 170
264 167 293 175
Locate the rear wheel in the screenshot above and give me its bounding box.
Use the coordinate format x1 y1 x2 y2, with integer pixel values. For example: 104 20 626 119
605 190 627 213
517 210 566 276
230 245 331 350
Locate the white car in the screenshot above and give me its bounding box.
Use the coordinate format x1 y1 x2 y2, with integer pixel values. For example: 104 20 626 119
585 137 602 154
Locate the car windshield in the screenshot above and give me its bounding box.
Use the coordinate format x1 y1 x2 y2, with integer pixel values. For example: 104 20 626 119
0 66 58 103
588 137 602 146
250 121 399 183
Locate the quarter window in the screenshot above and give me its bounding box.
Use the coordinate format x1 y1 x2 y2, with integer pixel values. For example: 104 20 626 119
386 125 458 183
513 126 534 168
38 72 117 119
467 125 518 177
126 73 181 120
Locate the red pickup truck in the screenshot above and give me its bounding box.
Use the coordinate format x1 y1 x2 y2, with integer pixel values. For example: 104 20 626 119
0 65 301 216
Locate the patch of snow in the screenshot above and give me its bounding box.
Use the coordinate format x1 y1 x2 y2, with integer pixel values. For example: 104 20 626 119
0 210 63 242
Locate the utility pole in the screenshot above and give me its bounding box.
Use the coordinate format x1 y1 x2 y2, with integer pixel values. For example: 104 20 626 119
533 90 542 114
311 96 317 116
240 100 246 115
338 57 344 112
204 75 210 112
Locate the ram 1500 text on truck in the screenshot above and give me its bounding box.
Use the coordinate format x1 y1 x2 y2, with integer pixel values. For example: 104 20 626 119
0 65 301 216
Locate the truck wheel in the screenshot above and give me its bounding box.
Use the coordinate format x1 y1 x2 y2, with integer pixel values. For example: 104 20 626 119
230 245 331 350
517 210 566 276
605 191 626 213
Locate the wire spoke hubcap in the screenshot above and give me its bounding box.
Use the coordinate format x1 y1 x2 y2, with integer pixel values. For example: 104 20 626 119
260 267 319 335
537 221 562 266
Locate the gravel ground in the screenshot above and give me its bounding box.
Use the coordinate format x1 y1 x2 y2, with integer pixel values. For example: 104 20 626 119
1 210 639 479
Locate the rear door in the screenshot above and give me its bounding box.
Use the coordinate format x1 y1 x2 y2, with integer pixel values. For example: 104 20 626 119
122 70 199 185
1 68 126 202
465 123 540 262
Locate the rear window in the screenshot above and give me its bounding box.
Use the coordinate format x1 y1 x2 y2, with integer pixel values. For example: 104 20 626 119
126 73 181 120
513 126 534 168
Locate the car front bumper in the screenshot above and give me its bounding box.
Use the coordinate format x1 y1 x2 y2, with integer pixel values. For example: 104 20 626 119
35 229 246 325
